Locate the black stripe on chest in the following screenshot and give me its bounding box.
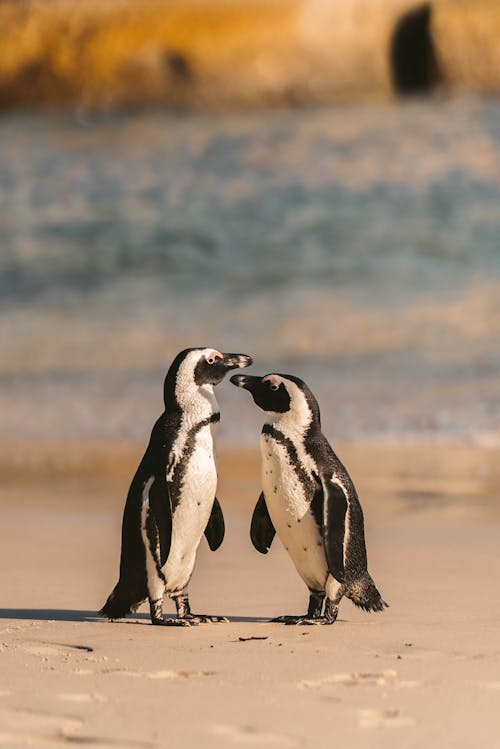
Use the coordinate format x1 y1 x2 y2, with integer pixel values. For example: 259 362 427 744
169 412 220 510
262 424 315 498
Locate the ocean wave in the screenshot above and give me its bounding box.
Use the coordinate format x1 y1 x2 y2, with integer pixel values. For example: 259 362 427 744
1 98 499 443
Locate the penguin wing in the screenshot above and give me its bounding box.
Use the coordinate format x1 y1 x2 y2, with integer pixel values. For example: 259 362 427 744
148 468 173 568
105 420 172 618
204 497 225 551
250 493 276 554
321 475 348 583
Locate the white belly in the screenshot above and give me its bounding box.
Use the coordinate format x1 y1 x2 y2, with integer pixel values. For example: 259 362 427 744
261 433 328 592
164 431 217 593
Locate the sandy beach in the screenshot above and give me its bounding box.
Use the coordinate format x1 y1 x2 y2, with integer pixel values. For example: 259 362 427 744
1 442 499 748
2 7 500 743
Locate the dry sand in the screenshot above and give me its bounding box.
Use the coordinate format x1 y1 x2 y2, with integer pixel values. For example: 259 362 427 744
1 442 499 748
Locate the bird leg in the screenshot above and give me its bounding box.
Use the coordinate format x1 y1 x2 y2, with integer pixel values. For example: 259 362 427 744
272 592 328 625
149 595 194 626
172 591 228 623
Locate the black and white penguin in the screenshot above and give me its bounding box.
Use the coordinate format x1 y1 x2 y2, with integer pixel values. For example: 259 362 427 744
101 347 252 626
231 372 387 624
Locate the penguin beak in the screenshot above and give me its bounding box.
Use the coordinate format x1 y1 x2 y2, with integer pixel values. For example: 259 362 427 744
230 374 261 392
222 353 253 371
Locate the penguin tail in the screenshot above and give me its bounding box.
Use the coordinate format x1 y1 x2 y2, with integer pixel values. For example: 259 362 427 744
346 573 388 613
100 579 146 620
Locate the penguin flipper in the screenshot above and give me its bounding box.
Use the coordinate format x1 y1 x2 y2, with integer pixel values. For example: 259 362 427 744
101 441 161 619
204 497 225 551
250 493 276 554
322 477 348 583
148 471 173 568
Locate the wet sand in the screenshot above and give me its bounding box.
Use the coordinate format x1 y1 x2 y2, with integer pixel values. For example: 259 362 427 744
1 443 499 748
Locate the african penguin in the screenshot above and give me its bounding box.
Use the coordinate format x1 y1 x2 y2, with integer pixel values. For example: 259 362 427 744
231 372 387 625
101 347 253 626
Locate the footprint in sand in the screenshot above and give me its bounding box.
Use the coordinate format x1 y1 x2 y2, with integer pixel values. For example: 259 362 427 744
0 622 41 637
0 707 154 747
58 692 108 704
101 668 215 680
482 681 500 690
0 708 82 745
358 708 416 729
298 670 398 689
212 724 300 747
23 644 71 658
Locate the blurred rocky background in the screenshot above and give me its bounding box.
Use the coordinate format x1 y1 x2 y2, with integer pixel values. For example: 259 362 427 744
1 0 499 112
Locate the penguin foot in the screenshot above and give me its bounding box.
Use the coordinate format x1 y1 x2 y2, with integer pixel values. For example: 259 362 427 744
180 614 229 624
152 617 198 627
293 616 334 626
271 615 304 624
271 614 334 625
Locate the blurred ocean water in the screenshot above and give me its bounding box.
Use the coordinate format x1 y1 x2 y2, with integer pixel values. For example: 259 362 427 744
1 96 499 445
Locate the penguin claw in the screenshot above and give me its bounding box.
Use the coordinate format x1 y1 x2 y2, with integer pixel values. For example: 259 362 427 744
183 614 229 624
271 615 303 624
272 615 333 625
293 617 333 626
152 617 197 627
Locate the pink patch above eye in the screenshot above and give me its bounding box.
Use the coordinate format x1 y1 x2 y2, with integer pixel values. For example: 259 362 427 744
262 375 280 388
207 349 223 362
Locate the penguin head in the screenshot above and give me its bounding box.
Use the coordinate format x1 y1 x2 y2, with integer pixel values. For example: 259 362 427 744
230 373 320 426
193 349 253 386
165 348 253 407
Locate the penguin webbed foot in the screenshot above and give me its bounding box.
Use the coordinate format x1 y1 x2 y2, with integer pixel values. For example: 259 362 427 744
293 616 334 626
181 613 229 624
152 616 198 627
271 614 320 626
271 614 335 626
271 614 299 624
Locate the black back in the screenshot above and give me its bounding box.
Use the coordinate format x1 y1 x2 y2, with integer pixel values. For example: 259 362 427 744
303 425 368 581
117 412 180 599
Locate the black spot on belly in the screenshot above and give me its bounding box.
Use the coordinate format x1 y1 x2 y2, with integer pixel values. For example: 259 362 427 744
317 541 322 547
168 412 219 511
297 518 301 523
287 523 291 528
262 425 315 499
303 547 307 552
197 501 201 506
273 486 277 493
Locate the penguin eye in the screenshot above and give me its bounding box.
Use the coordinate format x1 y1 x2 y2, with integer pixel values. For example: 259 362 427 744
206 354 222 365
267 381 279 391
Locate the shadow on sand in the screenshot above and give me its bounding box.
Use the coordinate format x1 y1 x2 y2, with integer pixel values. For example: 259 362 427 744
0 609 270 624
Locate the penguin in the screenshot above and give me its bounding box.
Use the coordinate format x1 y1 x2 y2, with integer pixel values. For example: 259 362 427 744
101 347 253 626
230 372 387 624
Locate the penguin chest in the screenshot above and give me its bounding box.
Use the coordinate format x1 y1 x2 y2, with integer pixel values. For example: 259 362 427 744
164 430 217 592
260 434 328 592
